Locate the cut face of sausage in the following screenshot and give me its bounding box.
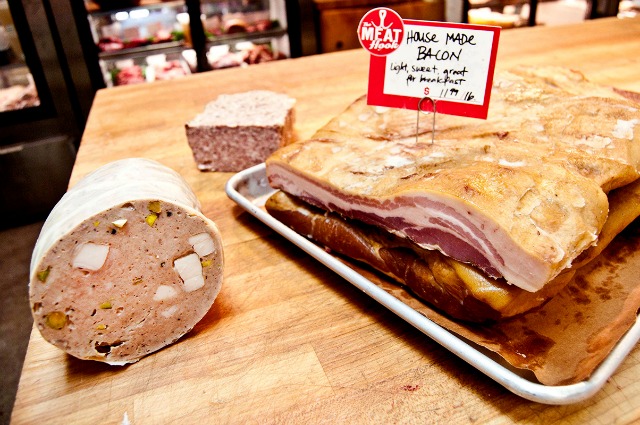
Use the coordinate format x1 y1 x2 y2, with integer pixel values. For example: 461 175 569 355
29 159 224 364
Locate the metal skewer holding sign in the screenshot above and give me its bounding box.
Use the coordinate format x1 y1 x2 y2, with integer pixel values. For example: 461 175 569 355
358 7 501 144
417 96 437 144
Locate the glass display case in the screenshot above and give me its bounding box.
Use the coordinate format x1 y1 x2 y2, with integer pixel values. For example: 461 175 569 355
200 0 289 69
83 0 291 87
0 0 44 119
0 0 85 144
0 0 80 226
86 1 191 87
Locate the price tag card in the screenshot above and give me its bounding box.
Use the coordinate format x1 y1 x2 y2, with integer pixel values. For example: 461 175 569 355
358 8 500 119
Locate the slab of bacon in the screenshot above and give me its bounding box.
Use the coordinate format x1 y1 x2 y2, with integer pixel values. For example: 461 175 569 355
266 66 640 295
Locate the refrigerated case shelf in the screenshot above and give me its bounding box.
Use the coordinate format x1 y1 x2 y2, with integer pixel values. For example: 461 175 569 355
97 26 287 60
86 0 185 15
205 26 287 47
98 40 186 59
0 61 28 74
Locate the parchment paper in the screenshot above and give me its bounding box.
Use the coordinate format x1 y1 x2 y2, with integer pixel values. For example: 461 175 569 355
358 219 640 385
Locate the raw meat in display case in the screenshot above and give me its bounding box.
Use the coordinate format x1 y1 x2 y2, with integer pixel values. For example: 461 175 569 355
107 53 190 86
84 0 292 88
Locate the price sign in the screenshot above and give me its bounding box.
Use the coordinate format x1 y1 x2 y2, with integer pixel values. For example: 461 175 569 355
358 9 500 119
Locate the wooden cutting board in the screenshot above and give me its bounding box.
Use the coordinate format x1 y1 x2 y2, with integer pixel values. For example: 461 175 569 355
12 16 640 424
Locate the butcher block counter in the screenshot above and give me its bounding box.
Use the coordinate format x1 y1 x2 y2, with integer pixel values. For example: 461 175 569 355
12 16 640 424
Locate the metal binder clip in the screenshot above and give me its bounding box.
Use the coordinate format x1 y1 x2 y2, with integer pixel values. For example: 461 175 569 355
417 97 437 144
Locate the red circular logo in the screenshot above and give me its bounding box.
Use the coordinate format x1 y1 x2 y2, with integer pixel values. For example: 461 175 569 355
357 8 405 56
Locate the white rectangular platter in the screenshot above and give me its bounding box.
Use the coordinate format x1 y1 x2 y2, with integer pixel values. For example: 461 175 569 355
225 163 640 405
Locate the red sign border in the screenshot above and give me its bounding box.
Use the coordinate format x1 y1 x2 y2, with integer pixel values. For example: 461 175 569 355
366 20 501 119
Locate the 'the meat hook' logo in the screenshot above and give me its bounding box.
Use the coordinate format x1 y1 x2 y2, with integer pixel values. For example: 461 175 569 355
358 8 404 56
